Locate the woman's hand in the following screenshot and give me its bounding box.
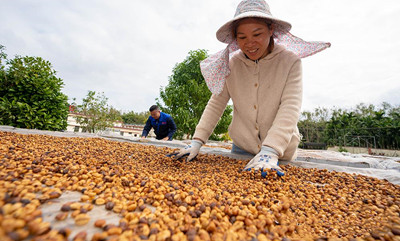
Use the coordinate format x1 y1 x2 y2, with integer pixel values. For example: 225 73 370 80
167 140 203 161
244 146 284 177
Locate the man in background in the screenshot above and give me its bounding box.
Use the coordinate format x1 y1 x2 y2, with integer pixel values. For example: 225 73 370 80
141 105 177 141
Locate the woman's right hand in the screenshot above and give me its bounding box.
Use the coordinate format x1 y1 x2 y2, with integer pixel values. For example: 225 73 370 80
168 140 203 161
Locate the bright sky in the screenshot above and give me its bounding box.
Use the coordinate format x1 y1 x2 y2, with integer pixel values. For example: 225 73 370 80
1 0 399 113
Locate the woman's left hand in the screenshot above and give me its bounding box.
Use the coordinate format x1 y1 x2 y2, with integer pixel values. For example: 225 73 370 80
244 146 284 177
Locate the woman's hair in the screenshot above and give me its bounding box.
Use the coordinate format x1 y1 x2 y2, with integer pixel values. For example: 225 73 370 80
232 17 274 54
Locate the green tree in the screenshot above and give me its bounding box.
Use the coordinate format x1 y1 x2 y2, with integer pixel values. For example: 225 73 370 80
323 103 400 149
74 91 122 133
121 111 149 124
157 49 232 140
0 45 6 86
298 102 400 150
107 107 123 123
298 107 329 144
0 45 6 71
0 48 69 130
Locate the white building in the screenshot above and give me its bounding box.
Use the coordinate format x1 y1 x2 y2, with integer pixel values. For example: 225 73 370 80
66 110 154 137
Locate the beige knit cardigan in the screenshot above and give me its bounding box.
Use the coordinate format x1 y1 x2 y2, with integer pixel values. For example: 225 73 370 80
193 44 302 160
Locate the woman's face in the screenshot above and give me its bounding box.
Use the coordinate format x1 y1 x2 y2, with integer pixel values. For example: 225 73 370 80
236 18 274 61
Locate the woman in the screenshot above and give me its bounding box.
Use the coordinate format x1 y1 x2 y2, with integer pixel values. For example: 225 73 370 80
172 0 330 177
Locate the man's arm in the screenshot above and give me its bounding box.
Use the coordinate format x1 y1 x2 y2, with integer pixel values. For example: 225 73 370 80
166 117 177 140
141 118 152 138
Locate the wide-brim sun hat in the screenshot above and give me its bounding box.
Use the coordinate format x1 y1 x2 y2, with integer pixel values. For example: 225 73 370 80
200 0 331 95
216 0 291 44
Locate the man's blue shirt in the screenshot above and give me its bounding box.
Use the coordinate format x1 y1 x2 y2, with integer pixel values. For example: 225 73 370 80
142 112 177 140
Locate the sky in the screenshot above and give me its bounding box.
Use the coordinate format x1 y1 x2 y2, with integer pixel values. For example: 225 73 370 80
1 0 399 113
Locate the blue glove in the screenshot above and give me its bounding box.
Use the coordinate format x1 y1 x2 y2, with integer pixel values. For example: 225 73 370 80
167 140 202 161
244 146 284 177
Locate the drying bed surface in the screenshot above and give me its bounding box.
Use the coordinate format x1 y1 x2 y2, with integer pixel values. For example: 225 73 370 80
0 131 399 241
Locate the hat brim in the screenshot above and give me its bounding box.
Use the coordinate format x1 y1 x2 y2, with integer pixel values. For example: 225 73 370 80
216 11 292 44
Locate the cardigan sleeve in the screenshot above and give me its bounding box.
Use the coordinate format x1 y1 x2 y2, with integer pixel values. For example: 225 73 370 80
262 59 303 156
193 83 230 142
